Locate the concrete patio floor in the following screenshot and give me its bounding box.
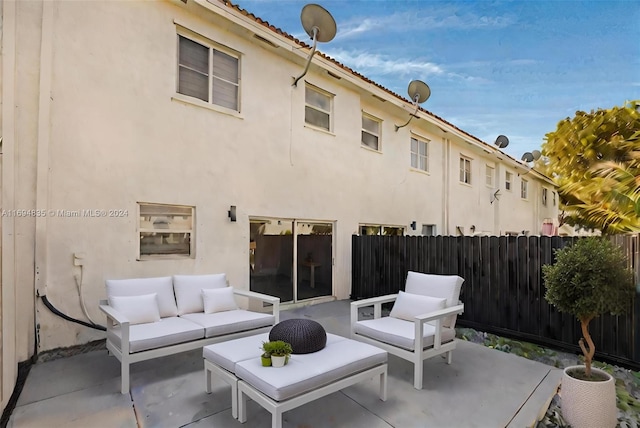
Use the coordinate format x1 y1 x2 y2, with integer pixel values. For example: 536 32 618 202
8 300 561 428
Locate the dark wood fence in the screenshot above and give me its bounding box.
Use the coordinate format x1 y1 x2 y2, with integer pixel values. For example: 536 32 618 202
351 235 640 369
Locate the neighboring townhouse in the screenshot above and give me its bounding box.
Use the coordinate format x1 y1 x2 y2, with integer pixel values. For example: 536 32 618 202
0 0 559 407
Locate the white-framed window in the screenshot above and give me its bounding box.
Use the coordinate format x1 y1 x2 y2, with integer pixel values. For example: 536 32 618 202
410 137 429 172
460 157 472 184
505 171 513 191
542 188 548 206
521 179 528 199
359 224 405 236
552 191 557 206
305 84 332 131
138 203 194 259
177 34 239 111
361 113 381 150
422 224 437 236
485 165 495 187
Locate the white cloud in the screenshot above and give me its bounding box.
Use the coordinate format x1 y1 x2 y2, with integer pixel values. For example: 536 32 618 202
336 9 514 40
336 18 379 39
508 59 538 66
324 48 491 85
325 49 444 78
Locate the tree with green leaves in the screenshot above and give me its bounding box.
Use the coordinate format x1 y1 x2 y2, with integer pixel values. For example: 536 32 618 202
543 237 635 377
540 100 640 233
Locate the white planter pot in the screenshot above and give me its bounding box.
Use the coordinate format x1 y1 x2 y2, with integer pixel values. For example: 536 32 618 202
561 365 617 428
271 355 286 368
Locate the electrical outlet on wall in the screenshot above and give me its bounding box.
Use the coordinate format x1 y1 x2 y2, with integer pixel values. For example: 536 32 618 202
73 252 85 266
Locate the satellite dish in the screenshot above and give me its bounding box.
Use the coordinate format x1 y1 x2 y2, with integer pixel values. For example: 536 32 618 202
521 152 534 163
395 80 431 131
407 80 431 104
531 150 542 160
494 135 509 149
300 4 337 43
292 4 337 86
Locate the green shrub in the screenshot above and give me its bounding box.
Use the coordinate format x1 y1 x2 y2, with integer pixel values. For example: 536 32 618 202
261 340 292 357
543 237 635 377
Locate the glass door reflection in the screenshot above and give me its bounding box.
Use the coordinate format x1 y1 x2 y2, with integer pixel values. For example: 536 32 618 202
249 218 333 303
296 222 332 301
249 219 294 303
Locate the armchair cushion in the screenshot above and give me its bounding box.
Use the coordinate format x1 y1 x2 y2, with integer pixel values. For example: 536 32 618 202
354 317 456 351
389 291 446 325
108 293 161 325
202 287 238 313
173 274 227 315
106 276 178 318
404 272 464 327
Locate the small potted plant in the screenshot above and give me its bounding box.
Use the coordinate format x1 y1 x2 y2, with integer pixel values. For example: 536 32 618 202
543 237 635 428
260 341 273 367
262 340 292 368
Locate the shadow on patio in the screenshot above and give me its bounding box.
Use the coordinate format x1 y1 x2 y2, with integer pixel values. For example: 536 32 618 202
7 300 560 428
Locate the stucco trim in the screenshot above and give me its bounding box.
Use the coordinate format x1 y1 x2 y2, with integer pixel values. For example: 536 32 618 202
34 0 54 298
1 0 18 410
171 94 245 119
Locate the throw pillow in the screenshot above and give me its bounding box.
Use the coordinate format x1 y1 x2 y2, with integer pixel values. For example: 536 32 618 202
109 293 161 325
389 291 447 325
202 287 238 314
173 274 227 315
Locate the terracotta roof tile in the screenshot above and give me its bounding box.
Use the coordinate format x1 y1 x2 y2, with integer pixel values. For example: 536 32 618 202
213 0 550 180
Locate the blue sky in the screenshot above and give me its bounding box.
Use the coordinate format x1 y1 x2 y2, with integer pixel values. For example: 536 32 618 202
236 0 639 159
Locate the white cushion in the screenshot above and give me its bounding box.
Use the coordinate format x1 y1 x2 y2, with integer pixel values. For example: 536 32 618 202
181 310 274 338
234 334 387 401
354 317 456 351
404 272 464 327
203 333 270 373
389 291 446 325
108 293 160 325
106 276 178 318
202 287 238 313
202 333 349 373
107 316 204 353
173 274 228 315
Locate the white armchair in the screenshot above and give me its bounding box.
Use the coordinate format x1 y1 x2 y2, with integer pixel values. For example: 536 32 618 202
350 271 464 389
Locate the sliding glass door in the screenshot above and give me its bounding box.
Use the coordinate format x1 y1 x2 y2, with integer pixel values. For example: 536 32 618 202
249 218 332 303
296 221 333 300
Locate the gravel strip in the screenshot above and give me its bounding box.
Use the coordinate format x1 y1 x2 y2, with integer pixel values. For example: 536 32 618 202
456 328 640 428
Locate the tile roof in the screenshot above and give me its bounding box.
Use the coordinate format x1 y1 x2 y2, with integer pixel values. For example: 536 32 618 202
213 0 552 181
216 1 488 143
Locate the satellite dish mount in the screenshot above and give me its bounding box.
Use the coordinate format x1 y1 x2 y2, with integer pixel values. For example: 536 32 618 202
494 135 509 149
490 189 501 204
292 4 337 87
395 80 431 131
519 150 542 176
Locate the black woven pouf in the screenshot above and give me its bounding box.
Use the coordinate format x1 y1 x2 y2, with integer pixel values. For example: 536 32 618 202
269 318 327 354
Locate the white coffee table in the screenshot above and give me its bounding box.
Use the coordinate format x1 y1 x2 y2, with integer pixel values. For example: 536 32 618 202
203 332 387 427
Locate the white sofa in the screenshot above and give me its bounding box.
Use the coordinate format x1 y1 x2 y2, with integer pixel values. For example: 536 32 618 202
99 274 280 393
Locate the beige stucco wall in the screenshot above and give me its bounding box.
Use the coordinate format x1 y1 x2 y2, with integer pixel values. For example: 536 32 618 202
3 0 559 362
36 0 451 350
1 0 44 408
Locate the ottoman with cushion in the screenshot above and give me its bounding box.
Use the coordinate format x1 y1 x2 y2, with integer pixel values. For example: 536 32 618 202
203 333 270 419
203 332 387 428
